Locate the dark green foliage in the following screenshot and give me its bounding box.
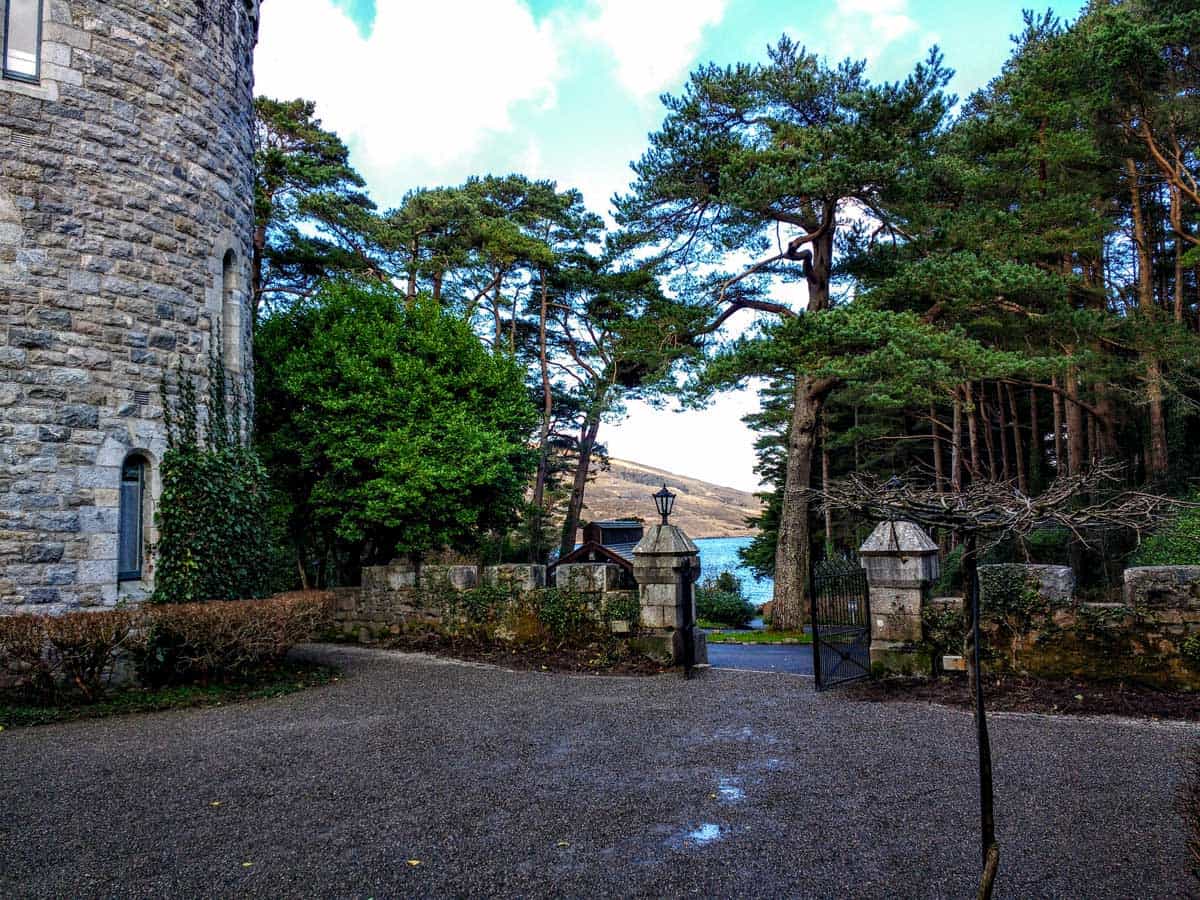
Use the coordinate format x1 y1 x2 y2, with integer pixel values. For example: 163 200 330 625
530 587 595 643
255 280 537 576
1132 494 1200 566
696 571 755 627
922 602 967 666
933 545 965 596
153 347 283 605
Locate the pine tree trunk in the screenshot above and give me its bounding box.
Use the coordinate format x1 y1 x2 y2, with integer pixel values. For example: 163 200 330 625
932 404 946 492
966 382 980 481
1126 157 1169 478
1051 375 1064 475
771 376 826 631
1028 385 1041 491
995 383 1011 482
558 414 601 559
1006 384 1027 493
1066 366 1085 477
531 273 554 558
951 389 964 492
821 424 833 554
980 383 998 481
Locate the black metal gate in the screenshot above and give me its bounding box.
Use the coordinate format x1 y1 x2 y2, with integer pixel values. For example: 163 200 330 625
810 556 871 690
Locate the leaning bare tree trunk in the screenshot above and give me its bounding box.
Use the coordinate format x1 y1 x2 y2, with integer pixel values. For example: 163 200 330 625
771 376 827 631
558 414 601 560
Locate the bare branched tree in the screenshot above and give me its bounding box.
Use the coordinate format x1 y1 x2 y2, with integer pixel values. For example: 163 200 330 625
811 465 1195 900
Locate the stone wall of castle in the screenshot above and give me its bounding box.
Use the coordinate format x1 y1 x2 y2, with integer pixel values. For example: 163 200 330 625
0 1 260 613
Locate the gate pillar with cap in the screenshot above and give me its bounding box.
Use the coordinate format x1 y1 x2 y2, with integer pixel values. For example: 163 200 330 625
632 524 707 668
858 520 940 675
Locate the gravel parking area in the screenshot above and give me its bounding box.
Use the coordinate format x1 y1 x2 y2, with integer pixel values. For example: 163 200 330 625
2 644 1195 898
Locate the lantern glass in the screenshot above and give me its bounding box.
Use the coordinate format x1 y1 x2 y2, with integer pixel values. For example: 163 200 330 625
653 483 676 525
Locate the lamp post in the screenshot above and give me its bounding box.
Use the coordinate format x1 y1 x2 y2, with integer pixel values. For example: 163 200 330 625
652 483 676 526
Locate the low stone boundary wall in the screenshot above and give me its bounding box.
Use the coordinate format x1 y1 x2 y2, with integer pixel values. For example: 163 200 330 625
968 563 1200 689
333 561 640 642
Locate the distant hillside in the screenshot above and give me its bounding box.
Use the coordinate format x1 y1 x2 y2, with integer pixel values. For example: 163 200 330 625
573 459 762 539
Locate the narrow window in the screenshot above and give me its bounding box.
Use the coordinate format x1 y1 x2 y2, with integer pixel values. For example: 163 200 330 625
118 456 145 582
2 0 42 83
222 249 241 371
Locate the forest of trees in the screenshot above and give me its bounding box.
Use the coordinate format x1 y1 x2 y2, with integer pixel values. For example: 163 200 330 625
250 1 1200 629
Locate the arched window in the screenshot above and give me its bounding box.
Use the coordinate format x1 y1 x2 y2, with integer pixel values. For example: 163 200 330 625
222 249 241 372
117 456 146 582
3 0 42 82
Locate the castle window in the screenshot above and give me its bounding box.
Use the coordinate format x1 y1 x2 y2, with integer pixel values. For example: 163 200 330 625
117 456 146 582
222 249 241 372
2 0 42 83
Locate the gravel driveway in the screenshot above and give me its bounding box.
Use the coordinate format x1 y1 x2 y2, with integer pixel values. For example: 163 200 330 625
2 644 1195 898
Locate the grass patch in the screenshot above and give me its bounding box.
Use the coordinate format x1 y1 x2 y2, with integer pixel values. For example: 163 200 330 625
704 629 811 645
0 660 338 729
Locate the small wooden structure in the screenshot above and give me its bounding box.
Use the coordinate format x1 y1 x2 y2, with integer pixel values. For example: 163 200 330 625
549 519 643 588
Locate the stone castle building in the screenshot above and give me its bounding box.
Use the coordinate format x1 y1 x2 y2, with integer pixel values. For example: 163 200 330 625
0 1 260 613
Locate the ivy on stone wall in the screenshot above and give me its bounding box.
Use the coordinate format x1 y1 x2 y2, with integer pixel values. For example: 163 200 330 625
152 343 286 604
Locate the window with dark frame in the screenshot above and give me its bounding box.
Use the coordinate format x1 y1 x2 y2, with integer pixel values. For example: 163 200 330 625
118 457 145 582
3 0 43 83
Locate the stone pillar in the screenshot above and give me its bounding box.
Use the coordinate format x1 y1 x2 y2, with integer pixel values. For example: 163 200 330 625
859 521 940 675
632 524 707 666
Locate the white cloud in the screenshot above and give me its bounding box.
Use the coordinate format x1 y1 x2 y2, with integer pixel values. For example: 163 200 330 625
581 0 727 99
254 0 562 189
822 0 918 62
605 391 766 493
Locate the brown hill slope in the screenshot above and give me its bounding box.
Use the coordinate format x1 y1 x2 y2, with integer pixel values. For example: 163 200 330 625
574 458 762 539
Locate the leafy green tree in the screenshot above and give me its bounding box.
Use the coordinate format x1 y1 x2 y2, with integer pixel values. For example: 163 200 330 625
255 280 537 582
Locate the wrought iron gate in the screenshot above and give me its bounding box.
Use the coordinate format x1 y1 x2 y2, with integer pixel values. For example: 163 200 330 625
810 556 871 690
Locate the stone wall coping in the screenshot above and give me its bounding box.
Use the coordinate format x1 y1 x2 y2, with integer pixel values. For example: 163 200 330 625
1124 566 1200 580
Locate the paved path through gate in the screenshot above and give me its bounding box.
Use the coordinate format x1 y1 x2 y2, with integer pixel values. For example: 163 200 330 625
706 643 813 675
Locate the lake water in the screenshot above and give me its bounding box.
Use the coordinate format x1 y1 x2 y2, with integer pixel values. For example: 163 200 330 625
695 536 773 607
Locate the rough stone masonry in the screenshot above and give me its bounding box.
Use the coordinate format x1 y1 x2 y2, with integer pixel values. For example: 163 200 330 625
0 1 260 613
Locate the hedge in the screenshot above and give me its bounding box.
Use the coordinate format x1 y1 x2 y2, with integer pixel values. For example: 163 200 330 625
0 593 332 703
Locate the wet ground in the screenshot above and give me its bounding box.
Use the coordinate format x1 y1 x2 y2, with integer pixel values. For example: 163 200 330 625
706 641 814 675
2 643 1195 898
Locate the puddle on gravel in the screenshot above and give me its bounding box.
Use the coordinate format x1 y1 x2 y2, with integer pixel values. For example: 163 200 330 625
716 777 745 802
668 823 726 848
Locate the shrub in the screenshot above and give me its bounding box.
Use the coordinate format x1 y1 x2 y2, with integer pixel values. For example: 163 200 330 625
43 610 137 702
0 614 56 701
696 572 754 628
529 587 594 644
130 593 331 687
1132 494 1200 566
0 609 136 703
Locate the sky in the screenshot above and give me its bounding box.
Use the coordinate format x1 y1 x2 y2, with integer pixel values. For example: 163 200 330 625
254 0 1080 493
